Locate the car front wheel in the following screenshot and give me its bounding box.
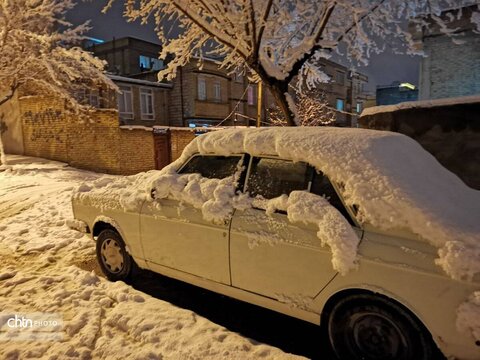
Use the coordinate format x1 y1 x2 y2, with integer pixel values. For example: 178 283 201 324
96 229 133 281
327 294 439 360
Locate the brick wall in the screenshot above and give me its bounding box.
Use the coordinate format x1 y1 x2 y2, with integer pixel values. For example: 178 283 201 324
21 96 69 162
420 30 480 100
170 129 196 161
19 96 155 175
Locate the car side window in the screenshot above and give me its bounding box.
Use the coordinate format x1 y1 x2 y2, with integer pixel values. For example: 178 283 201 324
310 171 356 226
246 157 311 199
179 155 242 179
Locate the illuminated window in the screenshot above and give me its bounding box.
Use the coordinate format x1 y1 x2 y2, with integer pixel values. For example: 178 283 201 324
151 58 164 71
139 55 150 70
336 98 345 111
356 102 363 113
139 56 164 71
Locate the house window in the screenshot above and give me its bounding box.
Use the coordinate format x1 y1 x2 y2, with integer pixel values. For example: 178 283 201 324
198 77 206 100
89 93 100 108
139 55 151 70
139 55 164 71
247 85 255 105
336 98 345 111
117 85 133 120
213 82 221 102
140 88 154 120
336 71 345 84
356 102 363 113
151 58 164 71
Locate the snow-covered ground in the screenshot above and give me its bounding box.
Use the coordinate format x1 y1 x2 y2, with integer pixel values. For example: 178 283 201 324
0 155 305 359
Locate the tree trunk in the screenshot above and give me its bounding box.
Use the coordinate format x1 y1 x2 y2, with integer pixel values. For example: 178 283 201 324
267 82 297 126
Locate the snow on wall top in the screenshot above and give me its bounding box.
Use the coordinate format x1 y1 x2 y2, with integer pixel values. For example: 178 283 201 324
172 127 480 281
361 94 480 117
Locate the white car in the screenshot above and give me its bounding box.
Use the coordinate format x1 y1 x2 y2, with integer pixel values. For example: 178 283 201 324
72 127 480 360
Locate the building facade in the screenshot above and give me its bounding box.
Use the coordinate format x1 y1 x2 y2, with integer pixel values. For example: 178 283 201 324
310 58 369 126
376 82 419 106
410 5 480 100
87 37 369 128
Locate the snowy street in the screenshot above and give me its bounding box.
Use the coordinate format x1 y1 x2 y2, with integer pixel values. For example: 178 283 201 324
0 156 323 359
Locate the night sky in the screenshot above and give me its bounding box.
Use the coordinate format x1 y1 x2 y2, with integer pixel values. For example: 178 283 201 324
67 1 421 92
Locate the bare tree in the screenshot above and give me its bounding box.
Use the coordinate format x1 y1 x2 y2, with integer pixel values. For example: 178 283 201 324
0 0 117 164
106 0 479 126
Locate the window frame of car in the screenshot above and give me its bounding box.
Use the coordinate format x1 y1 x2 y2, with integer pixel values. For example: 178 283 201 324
177 153 249 185
176 153 361 228
242 155 361 228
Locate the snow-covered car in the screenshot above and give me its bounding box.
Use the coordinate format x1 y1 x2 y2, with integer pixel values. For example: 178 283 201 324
72 127 480 360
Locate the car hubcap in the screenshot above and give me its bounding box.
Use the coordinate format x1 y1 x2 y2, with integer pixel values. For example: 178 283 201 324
349 312 407 359
100 238 124 273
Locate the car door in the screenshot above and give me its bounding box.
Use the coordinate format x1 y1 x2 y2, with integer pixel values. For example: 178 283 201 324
230 156 362 304
140 154 245 285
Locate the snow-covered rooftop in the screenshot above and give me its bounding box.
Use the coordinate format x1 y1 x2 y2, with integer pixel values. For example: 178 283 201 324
361 95 480 117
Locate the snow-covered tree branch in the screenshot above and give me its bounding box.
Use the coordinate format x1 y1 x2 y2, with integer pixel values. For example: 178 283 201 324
108 0 480 126
0 0 117 164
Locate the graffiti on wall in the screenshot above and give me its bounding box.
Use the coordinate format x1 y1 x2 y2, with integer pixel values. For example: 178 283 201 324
23 109 64 143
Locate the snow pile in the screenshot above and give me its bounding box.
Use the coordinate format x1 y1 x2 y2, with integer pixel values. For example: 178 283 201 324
252 192 359 275
285 192 359 275
168 127 480 281
457 292 480 342
151 166 251 224
74 171 157 212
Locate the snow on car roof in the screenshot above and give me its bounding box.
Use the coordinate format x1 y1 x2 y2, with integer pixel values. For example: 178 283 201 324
173 127 480 281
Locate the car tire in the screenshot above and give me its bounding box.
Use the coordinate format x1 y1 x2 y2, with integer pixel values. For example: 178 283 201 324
96 229 134 282
327 293 439 360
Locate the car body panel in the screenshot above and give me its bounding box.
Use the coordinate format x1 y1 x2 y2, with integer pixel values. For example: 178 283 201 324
230 207 352 302
140 198 231 284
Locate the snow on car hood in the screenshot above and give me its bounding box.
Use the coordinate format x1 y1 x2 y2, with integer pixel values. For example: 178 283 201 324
75 127 480 282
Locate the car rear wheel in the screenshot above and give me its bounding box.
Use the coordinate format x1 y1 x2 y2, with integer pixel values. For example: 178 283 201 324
327 294 438 360
96 229 133 281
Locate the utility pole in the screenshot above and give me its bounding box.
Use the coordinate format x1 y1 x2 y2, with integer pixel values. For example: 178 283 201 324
256 81 263 127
